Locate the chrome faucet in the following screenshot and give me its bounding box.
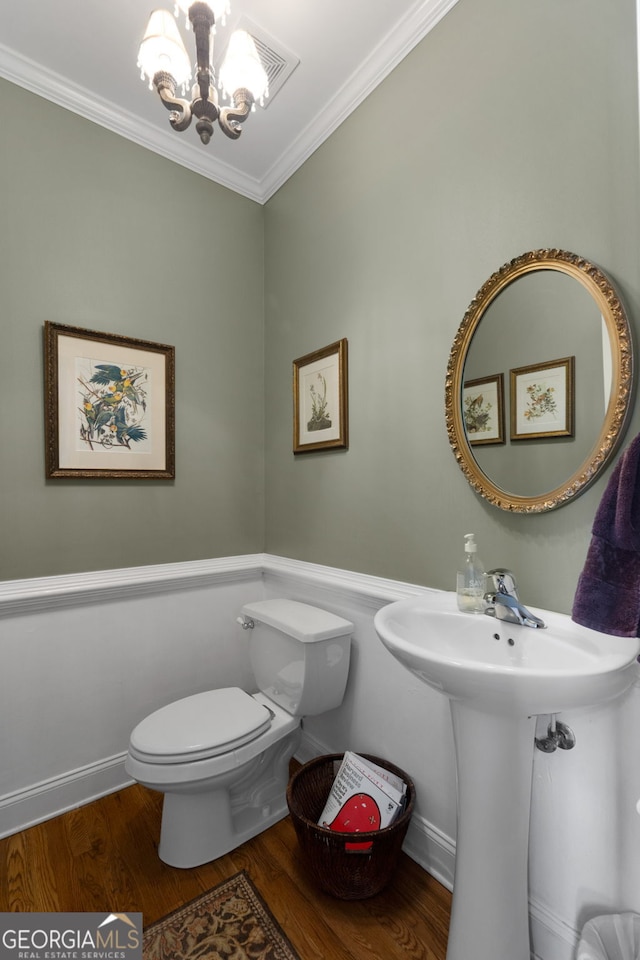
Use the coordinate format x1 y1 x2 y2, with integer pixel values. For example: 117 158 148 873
484 569 546 629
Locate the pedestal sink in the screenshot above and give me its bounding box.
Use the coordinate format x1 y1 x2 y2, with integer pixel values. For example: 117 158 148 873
374 592 640 960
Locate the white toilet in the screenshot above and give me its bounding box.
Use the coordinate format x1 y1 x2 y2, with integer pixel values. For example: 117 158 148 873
125 598 353 868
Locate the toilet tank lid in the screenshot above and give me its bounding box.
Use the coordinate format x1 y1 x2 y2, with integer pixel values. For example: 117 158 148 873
242 599 353 642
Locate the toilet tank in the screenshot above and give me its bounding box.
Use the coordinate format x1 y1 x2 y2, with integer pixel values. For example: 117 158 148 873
241 599 353 717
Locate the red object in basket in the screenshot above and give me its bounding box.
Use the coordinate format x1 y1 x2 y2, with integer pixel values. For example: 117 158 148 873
329 793 381 851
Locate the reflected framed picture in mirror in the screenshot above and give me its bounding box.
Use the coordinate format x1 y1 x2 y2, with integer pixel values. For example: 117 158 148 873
510 356 574 441
463 374 505 445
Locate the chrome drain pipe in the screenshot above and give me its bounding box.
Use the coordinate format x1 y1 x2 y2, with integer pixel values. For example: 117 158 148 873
535 714 576 753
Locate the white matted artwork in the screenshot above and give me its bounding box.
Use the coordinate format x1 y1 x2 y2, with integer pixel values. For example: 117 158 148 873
462 373 505 445
293 339 348 454
510 356 574 440
44 322 175 478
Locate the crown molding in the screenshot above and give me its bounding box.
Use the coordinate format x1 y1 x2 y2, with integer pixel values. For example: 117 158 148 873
0 41 266 202
0 0 460 203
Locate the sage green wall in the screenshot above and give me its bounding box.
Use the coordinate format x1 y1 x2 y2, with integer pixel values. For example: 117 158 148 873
0 81 265 580
2 0 639 609
264 0 640 614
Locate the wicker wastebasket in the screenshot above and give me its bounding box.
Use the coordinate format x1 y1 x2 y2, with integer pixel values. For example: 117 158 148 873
286 753 415 900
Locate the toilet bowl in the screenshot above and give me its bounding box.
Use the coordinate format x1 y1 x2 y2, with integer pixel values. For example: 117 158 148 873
125 599 352 868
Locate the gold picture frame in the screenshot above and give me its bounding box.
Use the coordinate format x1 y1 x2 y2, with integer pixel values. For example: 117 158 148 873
44 321 175 479
293 339 348 454
510 356 575 441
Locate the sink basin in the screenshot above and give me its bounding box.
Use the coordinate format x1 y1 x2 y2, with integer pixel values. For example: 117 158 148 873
374 592 640 716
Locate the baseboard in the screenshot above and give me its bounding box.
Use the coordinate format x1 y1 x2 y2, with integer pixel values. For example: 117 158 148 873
0 753 132 839
529 897 580 960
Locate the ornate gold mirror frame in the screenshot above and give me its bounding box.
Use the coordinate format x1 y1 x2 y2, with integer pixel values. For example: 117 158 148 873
445 249 634 513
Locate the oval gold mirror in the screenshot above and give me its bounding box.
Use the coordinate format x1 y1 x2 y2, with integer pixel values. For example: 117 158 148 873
445 249 634 512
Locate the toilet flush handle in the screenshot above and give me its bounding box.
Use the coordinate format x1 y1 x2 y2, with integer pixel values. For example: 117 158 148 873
236 616 255 629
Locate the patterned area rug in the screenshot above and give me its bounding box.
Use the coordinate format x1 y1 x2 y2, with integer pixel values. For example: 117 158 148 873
143 871 301 960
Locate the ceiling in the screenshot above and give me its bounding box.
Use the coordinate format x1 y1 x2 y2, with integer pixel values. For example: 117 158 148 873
0 0 459 204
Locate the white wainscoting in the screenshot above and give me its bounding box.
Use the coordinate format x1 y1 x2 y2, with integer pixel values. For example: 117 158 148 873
0 556 265 836
1 554 639 960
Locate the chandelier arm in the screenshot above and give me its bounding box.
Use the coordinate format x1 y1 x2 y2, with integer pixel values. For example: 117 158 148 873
218 88 254 140
154 71 193 132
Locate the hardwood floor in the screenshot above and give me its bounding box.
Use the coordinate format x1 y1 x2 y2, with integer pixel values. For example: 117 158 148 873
0 783 451 960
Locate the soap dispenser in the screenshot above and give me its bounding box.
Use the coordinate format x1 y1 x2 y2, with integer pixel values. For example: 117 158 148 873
456 533 486 613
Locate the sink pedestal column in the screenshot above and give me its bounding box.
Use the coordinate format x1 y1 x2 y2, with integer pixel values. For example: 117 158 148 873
447 701 536 960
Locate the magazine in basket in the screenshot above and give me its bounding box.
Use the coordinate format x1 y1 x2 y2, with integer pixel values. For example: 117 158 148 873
317 751 408 833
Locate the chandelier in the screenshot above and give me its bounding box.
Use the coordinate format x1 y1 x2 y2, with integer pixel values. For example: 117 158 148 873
137 1 269 145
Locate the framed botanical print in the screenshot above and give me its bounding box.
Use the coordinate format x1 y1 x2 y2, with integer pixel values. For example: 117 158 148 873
293 339 348 454
510 356 575 441
462 374 505 445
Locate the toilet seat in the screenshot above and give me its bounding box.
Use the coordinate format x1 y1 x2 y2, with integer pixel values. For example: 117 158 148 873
128 687 273 764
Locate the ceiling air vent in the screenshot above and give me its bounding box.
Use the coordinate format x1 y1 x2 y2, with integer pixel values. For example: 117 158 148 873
218 17 300 107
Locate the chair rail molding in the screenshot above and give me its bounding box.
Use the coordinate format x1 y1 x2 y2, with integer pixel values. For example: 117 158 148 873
0 553 440 618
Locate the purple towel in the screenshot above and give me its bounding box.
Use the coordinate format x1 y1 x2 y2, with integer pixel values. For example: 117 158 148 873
571 432 640 636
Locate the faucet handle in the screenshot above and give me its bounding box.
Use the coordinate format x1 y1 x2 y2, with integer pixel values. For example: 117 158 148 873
485 568 518 598
483 568 545 628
